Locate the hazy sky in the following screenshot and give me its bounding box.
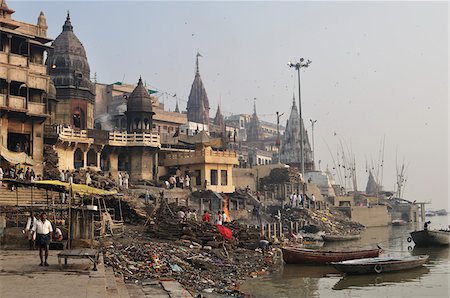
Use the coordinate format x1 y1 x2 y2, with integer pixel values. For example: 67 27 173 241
14 1 448 209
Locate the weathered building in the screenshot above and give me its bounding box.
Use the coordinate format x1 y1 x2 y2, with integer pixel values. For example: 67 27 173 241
162 131 238 193
246 102 263 143
186 52 210 125
0 1 54 174
46 12 95 130
279 95 314 170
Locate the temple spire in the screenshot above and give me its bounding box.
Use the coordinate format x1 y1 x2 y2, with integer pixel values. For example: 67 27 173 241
196 51 203 74
253 99 257 115
63 10 73 31
292 92 296 107
174 100 180 113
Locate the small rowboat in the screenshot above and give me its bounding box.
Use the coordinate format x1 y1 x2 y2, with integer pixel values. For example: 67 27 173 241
281 247 381 264
332 255 429 275
392 219 407 226
410 230 450 246
322 234 361 242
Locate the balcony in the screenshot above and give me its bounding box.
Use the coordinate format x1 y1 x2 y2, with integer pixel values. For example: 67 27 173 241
27 101 46 115
29 62 46 75
9 54 27 67
0 52 7 64
163 147 238 167
109 131 160 148
57 126 93 144
9 95 25 109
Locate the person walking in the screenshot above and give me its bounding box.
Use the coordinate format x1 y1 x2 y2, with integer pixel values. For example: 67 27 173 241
123 172 129 189
85 172 92 186
184 174 191 191
24 212 37 250
222 211 228 223
31 212 53 266
118 172 123 187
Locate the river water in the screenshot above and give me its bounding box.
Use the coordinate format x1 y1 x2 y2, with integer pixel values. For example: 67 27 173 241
241 216 450 298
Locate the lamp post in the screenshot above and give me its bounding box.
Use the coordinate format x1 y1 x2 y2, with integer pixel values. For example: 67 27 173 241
288 58 311 178
276 111 284 164
310 119 317 169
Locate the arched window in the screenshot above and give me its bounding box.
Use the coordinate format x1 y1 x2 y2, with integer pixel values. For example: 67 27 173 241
74 148 84 169
87 148 97 167
144 118 149 130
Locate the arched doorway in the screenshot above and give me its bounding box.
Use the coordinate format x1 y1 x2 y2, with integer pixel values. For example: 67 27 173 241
87 148 97 167
74 148 84 169
118 152 128 171
73 107 85 129
100 149 110 171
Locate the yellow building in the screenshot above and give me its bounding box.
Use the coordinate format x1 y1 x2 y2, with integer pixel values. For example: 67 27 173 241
162 132 238 193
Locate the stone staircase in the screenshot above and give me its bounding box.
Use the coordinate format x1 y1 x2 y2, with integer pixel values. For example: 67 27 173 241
0 184 60 207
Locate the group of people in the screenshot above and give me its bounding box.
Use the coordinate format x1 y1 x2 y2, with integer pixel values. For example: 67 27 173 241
177 209 229 225
0 165 36 181
117 171 129 189
165 173 190 190
23 212 63 266
288 192 316 209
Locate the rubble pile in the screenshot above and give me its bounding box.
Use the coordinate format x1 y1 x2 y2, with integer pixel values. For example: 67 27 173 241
282 207 364 235
259 167 302 187
43 144 60 180
103 228 275 295
147 203 261 249
72 169 118 190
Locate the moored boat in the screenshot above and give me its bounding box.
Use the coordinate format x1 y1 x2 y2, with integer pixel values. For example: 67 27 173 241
332 255 429 275
281 247 381 264
322 234 361 242
410 229 450 246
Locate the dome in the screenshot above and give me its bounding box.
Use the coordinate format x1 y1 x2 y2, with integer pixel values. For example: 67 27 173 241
46 12 94 93
127 77 154 113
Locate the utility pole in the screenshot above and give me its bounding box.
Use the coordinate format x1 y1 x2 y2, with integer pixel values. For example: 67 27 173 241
276 112 284 164
310 119 317 169
288 58 311 178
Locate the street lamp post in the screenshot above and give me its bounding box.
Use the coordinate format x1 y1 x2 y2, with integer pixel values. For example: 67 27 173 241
310 119 317 169
288 58 311 178
276 111 284 164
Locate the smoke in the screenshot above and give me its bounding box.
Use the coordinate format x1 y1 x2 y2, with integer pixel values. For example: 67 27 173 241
95 113 113 131
116 103 127 114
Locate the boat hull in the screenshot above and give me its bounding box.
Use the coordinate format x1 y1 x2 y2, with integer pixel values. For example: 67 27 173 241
332 255 429 275
322 234 361 242
282 247 381 264
411 230 450 246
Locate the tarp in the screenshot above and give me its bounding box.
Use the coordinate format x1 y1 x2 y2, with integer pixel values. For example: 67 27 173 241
0 144 36 165
216 225 233 240
33 180 117 196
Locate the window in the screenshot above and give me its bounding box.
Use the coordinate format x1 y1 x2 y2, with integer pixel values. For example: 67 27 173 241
195 170 201 186
221 170 228 186
258 157 261 165
210 170 218 185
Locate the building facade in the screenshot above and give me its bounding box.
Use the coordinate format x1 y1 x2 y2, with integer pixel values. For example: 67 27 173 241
0 1 54 175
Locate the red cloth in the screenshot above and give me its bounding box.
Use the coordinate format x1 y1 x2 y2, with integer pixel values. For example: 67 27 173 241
202 213 210 222
216 224 233 240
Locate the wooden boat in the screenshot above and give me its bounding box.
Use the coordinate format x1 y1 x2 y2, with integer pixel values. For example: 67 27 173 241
332 266 430 290
281 247 381 264
322 234 361 242
410 229 450 246
332 255 429 275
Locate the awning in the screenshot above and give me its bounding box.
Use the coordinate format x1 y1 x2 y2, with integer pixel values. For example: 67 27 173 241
33 180 118 196
0 144 36 165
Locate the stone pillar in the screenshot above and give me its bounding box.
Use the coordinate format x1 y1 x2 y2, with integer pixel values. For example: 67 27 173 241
97 151 101 170
129 147 154 181
83 150 87 168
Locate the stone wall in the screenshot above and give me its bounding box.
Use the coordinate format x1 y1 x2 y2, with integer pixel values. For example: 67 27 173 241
351 205 390 227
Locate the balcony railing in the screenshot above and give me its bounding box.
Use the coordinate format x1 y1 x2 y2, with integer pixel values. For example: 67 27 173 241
109 131 160 148
9 54 27 67
165 148 236 160
9 95 25 109
29 62 46 75
27 101 46 115
50 126 160 148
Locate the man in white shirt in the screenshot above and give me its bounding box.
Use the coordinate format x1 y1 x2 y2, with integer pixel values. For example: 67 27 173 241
32 212 53 266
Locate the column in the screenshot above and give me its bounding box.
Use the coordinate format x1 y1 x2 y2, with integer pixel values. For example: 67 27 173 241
97 151 101 170
83 150 87 168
